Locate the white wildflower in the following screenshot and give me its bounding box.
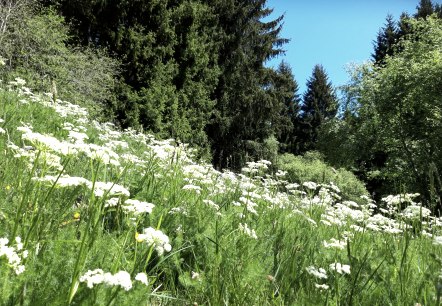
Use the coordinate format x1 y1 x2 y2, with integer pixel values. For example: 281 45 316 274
305 266 327 279
329 263 351 275
401 205 431 220
434 236 442 246
182 184 202 194
68 130 89 143
105 197 120 208
123 199 155 215
135 272 149 286
168 207 188 216
93 182 130 197
238 223 258 239
285 183 300 190
323 238 347 250
136 227 172 255
191 271 201 281
203 199 220 210
303 181 318 190
80 269 132 291
112 271 132 291
0 237 27 274
315 283 329 290
275 170 287 177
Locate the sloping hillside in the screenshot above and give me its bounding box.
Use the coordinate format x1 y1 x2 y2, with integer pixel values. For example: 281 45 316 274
0 78 442 305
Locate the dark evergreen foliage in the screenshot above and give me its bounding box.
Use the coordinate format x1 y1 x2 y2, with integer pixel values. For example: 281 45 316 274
41 0 289 168
205 0 288 169
299 64 337 153
415 0 434 18
372 15 398 66
273 61 302 154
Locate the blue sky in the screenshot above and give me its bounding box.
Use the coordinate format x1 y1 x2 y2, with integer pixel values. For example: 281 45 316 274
265 0 424 94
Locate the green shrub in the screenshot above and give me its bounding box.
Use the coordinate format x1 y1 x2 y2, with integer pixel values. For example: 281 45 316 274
277 151 368 202
0 4 121 120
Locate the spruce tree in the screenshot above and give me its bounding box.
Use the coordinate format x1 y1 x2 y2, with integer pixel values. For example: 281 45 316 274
272 61 302 154
372 15 398 65
205 0 288 169
300 64 337 153
44 0 221 151
415 0 434 19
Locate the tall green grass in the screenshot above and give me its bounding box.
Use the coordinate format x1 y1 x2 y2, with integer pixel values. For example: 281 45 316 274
0 76 442 305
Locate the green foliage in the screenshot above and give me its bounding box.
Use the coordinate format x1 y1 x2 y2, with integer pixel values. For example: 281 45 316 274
0 4 121 120
372 15 398 66
299 64 338 153
43 0 221 153
323 16 442 206
278 152 368 202
274 61 302 154
202 0 288 169
2 76 442 305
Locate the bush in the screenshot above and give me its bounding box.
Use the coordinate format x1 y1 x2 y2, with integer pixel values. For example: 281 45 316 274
277 151 368 202
0 3 121 120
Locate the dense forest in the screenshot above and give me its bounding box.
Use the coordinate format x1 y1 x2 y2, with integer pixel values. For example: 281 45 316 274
1 0 442 210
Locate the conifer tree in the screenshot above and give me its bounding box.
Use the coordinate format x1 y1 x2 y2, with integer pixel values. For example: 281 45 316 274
273 61 302 154
415 0 434 18
300 64 337 153
44 0 221 151
205 0 288 169
372 15 398 65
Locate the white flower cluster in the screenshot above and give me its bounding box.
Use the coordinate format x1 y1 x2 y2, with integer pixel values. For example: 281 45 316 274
182 184 202 194
136 227 172 255
315 283 329 290
123 199 155 215
303 181 318 190
381 193 420 215
8 77 26 87
401 205 431 220
16 125 121 167
323 238 347 250
203 199 220 211
329 262 351 275
32 175 130 198
0 237 28 275
241 160 271 174
79 269 149 291
238 223 258 239
93 182 130 198
306 266 328 279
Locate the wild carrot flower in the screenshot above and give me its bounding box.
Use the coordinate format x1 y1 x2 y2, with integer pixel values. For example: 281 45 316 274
136 227 172 255
238 223 258 239
305 266 327 279
123 199 155 215
303 181 318 190
433 236 442 246
182 184 202 194
315 283 329 290
323 238 347 250
0 237 27 275
329 262 351 275
135 272 149 286
79 269 132 291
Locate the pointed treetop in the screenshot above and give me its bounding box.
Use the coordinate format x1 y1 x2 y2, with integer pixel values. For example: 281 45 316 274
415 0 434 19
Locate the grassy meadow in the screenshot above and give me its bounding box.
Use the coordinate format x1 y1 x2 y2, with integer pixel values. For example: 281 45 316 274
1 77 442 305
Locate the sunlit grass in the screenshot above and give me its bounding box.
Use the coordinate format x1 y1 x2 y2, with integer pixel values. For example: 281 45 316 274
0 77 442 305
